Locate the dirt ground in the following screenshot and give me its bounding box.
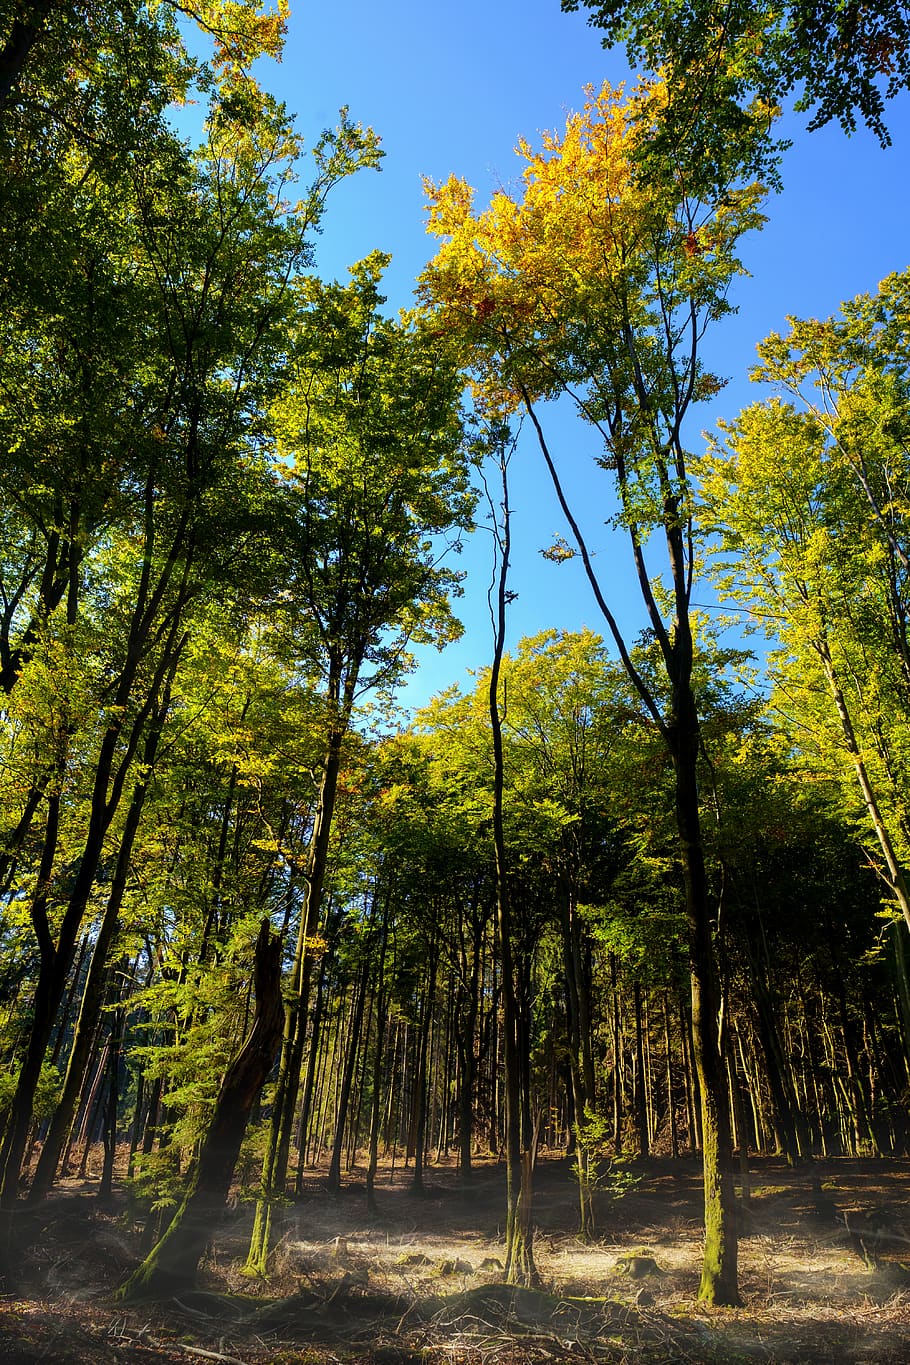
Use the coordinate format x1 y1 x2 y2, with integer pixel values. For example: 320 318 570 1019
1 1151 909 1363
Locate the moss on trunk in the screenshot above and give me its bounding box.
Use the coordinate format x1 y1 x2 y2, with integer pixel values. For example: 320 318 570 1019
118 920 283 1300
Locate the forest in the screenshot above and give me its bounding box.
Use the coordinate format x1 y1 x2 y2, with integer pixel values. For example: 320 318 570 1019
0 1 909 1362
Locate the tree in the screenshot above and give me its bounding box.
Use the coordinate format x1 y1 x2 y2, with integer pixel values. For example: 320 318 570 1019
420 78 766 1305
562 0 910 147
244 257 474 1275
118 919 284 1299
483 437 541 1284
369 721 497 1186
699 271 910 933
0 0 288 122
0 14 380 1202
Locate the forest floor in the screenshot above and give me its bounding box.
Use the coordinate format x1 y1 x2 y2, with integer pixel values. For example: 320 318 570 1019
0 1151 909 1363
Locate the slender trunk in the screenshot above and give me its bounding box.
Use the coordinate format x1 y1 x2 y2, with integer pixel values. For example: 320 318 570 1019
563 889 595 1237
308 988 335 1167
409 952 437 1195
679 993 699 1151
127 1070 146 1180
561 889 594 1236
633 980 649 1159
487 449 538 1286
643 993 656 1150
48 935 90 1067
246 720 347 1275
141 1074 164 1158
388 1021 402 1182
294 954 328 1192
366 915 390 1215
487 956 500 1156
327 964 368 1193
62 1030 104 1177
610 955 622 1152
726 1040 750 1205
77 1044 110 1179
99 995 126 1205
456 1005 477 1179
30 761 156 1201
663 993 679 1161
672 687 739 1305
893 920 910 1072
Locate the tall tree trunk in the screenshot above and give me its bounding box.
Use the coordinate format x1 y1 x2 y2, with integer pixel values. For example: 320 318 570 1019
294 953 328 1193
327 963 368 1194
673 703 740 1305
610 955 623 1152
99 991 126 1205
663 993 679 1161
486 446 538 1286
562 887 597 1236
523 370 741 1304
119 921 284 1300
245 699 352 1276
633 980 649 1159
366 910 390 1215
30 741 160 1201
409 951 437 1196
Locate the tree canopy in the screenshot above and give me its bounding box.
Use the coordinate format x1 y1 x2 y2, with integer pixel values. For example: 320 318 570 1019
562 0 910 145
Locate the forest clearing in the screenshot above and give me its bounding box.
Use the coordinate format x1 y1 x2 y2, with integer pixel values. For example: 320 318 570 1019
2 0 910 1360
1 1153 909 1364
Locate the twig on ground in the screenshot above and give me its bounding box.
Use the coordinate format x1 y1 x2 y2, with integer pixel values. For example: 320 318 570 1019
176 1344 248 1365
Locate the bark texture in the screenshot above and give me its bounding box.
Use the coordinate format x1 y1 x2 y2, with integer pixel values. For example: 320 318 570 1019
118 920 284 1300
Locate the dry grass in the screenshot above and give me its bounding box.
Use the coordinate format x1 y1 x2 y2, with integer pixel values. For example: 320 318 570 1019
2 1152 910 1362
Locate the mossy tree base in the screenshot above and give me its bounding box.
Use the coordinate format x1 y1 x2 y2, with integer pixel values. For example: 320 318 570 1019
118 1184 215 1300
242 1199 274 1279
504 1148 540 1288
118 921 284 1301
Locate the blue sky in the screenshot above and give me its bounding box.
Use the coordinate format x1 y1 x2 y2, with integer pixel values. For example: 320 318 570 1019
261 0 910 712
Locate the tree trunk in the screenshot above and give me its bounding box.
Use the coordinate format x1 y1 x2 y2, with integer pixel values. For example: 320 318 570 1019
365 918 389 1215
246 720 347 1276
409 953 437 1196
327 964 368 1194
99 996 126 1205
294 954 328 1192
30 758 156 1201
0 0 56 116
633 980 649 1159
487 448 538 1286
672 687 740 1306
119 921 284 1300
663 993 679 1161
610 955 623 1152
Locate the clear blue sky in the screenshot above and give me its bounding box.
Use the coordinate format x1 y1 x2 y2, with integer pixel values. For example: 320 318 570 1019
261 0 910 713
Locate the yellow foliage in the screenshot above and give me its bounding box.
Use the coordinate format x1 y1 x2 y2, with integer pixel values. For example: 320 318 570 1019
191 0 289 68
420 79 764 416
